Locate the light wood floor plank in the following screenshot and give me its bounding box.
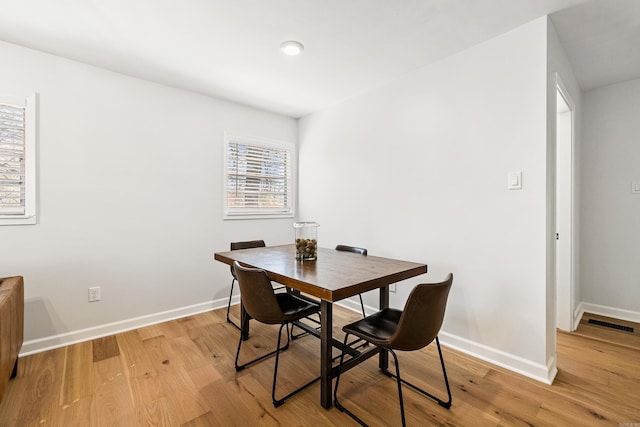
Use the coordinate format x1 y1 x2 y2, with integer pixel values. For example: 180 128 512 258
59 395 93 427
116 330 163 407
91 355 135 426
134 397 174 427
1 348 66 426
59 341 95 407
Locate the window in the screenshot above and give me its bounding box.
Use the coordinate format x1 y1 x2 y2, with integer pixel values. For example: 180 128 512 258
223 133 295 219
0 94 37 225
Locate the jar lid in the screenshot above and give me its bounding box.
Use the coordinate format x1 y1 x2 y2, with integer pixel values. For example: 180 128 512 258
293 221 319 228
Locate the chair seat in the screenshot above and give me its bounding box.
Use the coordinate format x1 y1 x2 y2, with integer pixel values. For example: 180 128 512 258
342 308 402 346
276 294 320 321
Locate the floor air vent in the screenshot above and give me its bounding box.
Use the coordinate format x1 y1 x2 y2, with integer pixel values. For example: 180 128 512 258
588 319 634 333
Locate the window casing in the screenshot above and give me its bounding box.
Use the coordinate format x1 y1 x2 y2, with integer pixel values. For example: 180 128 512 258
223 133 295 219
0 94 37 225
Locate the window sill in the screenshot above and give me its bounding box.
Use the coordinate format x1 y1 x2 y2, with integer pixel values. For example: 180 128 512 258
223 212 294 221
0 216 37 226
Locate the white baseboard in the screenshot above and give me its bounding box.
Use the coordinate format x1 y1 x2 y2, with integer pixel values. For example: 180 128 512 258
334 298 371 316
20 296 235 356
573 303 585 329
439 331 557 385
575 302 640 324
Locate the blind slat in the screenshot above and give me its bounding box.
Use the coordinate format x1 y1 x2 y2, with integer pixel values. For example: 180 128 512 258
0 102 26 215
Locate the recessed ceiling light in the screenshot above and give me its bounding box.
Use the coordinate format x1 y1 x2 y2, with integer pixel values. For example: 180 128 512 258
280 40 304 56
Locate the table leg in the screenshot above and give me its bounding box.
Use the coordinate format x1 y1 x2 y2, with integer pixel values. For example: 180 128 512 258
320 300 333 408
379 286 390 371
240 302 249 341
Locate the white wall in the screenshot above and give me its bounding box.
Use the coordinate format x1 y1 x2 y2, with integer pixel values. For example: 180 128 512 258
299 18 554 382
0 40 297 353
580 77 640 321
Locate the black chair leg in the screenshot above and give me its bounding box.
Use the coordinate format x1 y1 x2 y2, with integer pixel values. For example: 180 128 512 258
226 278 241 330
10 358 18 379
389 349 407 427
235 316 290 371
333 334 369 426
382 336 452 409
235 321 319 407
358 294 366 318
335 336 452 426
334 335 406 426
272 323 321 407
435 336 453 408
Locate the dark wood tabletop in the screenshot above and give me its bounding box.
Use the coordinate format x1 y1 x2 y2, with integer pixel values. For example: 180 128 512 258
214 244 427 302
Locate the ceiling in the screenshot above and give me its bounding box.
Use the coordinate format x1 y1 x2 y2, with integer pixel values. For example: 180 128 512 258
0 0 638 118
550 0 640 91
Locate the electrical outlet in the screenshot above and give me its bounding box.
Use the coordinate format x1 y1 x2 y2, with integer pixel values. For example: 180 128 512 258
389 283 397 293
88 286 101 302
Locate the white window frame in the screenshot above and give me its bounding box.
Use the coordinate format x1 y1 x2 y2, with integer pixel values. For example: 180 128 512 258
223 132 295 220
0 93 37 226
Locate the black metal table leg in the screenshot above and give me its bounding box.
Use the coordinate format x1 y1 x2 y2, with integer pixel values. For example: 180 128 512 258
320 300 333 408
379 285 390 371
240 302 249 341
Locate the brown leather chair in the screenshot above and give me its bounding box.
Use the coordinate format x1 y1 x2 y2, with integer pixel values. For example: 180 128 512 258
0 276 24 403
226 240 266 329
233 261 321 407
333 273 453 426
335 244 368 318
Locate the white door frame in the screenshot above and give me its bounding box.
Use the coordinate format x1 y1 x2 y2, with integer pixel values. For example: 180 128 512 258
555 73 576 332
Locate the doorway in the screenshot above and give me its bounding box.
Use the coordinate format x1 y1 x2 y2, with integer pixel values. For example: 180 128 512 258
556 75 575 332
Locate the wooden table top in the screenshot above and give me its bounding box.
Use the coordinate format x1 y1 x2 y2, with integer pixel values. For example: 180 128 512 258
214 244 427 302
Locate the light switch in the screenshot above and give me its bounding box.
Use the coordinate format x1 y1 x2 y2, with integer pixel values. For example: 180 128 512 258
508 171 522 190
633 182 640 194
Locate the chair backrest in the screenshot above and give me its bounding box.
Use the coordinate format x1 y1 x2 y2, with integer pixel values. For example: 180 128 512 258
232 261 284 325
231 240 266 251
335 244 367 256
388 274 453 351
230 240 266 277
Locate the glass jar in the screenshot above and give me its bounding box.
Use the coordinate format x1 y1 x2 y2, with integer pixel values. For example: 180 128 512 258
294 221 319 261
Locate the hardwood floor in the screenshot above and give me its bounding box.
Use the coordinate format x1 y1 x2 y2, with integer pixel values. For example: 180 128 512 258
1 307 638 426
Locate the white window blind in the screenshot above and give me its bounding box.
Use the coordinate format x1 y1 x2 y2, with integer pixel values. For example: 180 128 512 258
224 134 294 218
0 102 26 215
0 93 36 225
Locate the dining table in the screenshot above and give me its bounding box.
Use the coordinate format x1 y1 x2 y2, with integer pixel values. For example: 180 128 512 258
214 244 428 409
